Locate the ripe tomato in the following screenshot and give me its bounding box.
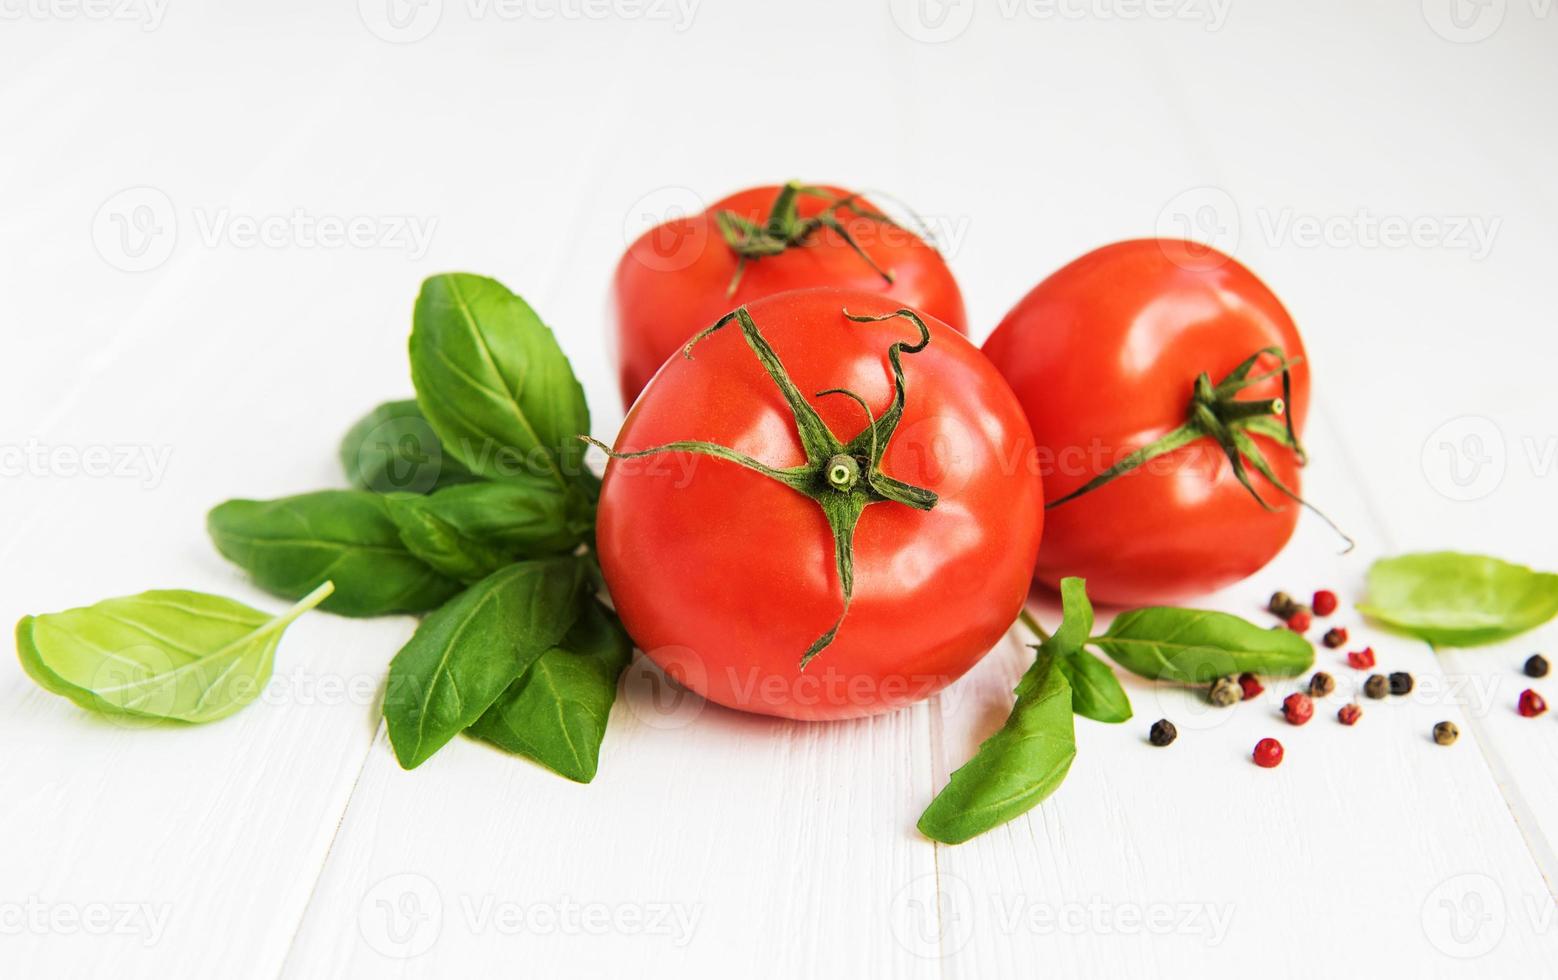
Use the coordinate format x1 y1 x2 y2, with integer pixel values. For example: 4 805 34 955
982 239 1312 606
612 182 966 408
596 288 1040 721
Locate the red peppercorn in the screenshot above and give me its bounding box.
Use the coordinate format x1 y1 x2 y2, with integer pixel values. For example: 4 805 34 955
1286 610 1312 633
1347 647 1376 670
1312 590 1339 617
1322 627 1348 649
1518 689 1547 718
1238 672 1264 700
1283 692 1314 725
1338 703 1362 726
1253 738 1284 767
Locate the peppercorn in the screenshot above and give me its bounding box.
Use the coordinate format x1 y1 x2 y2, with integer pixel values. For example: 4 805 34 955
1338 703 1362 726
1519 689 1547 718
1209 676 1241 707
1525 654 1550 678
1322 627 1348 649
1389 671 1414 696
1286 609 1312 633
1308 671 1336 698
1433 721 1459 745
1347 647 1376 670
1238 672 1264 700
1268 591 1298 619
1253 737 1284 768
1282 692 1314 725
1364 674 1389 699
1149 719 1177 746
1312 589 1339 617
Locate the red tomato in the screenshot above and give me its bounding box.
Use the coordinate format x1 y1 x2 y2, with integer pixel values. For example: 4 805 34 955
982 240 1311 606
612 182 966 408
596 288 1040 721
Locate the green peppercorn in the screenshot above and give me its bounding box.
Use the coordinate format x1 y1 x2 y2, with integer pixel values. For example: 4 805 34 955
1268 591 1298 619
1433 721 1459 746
1389 671 1414 696
1209 676 1241 707
1149 719 1177 746
1525 654 1549 678
1308 671 1336 698
1364 674 1389 699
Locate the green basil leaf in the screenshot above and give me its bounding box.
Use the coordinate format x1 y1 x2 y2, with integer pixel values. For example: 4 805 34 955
339 399 478 494
15 582 332 723
208 491 461 617
384 557 588 769
1094 607 1313 683
409 274 590 491
918 650 1076 845
466 598 632 783
1360 552 1558 646
1036 578 1130 723
384 480 589 584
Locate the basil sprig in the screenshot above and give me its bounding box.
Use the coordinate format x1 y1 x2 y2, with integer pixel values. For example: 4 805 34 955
1360 552 1558 646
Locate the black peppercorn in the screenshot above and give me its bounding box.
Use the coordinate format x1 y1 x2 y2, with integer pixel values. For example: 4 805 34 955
1389 671 1414 696
1322 627 1348 649
1364 674 1389 699
1149 719 1177 746
1308 671 1336 698
1268 591 1298 619
1433 721 1459 746
1525 654 1549 678
1209 676 1241 707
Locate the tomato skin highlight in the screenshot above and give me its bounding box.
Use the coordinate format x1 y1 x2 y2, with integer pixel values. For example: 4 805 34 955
982 239 1310 606
596 288 1041 721
613 184 967 408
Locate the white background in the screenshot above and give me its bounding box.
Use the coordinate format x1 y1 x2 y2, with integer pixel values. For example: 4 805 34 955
3 1 1557 977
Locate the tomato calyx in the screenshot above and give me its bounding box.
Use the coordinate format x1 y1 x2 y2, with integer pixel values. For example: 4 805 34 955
713 180 897 297
1047 347 1354 550
584 305 938 668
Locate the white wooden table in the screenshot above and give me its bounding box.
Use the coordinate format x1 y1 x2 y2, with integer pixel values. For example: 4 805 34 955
3 3 1556 976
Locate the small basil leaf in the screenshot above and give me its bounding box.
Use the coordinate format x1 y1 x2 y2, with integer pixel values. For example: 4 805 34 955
1360 552 1558 646
466 598 633 783
339 399 478 494
409 274 590 491
384 557 588 770
208 491 461 617
1094 607 1313 683
918 650 1076 845
15 582 332 723
384 480 590 583
1036 578 1130 723
1054 648 1132 724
